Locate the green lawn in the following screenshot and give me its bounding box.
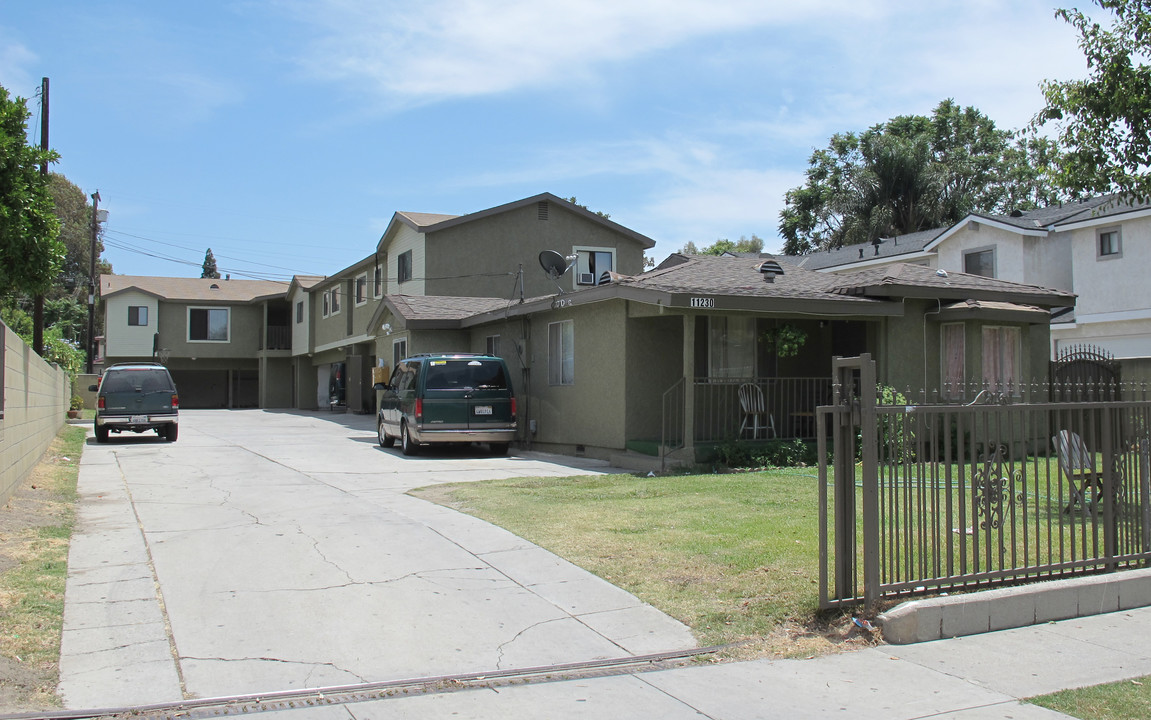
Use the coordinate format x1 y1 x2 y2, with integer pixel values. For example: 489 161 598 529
411 468 850 655
1029 676 1151 719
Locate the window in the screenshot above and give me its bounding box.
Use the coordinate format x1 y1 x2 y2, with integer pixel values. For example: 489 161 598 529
486 335 500 356
574 248 615 286
296 301 303 324
392 338 407 369
982 326 1021 394
373 265 384 298
708 316 756 378
1098 229 1122 258
398 250 413 284
323 287 341 317
354 274 367 305
963 248 996 277
548 320 574 385
128 306 148 326
941 323 965 397
188 307 229 342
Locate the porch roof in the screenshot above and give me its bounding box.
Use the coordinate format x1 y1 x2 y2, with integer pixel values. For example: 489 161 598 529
830 263 1076 307
378 294 515 330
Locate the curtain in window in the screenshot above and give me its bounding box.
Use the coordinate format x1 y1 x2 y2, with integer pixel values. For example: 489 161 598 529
942 323 964 396
708 316 755 379
548 321 574 385
982 326 1020 393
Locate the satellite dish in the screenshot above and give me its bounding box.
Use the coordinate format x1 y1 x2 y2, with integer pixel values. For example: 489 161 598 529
539 250 576 294
539 250 572 278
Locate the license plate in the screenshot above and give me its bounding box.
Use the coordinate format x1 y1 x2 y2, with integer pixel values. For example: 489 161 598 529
130 415 148 423
474 406 493 415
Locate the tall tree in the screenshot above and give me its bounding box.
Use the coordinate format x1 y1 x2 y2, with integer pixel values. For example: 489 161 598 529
0 84 64 297
201 248 221 279
47 173 110 298
1033 0 1151 201
780 100 1064 254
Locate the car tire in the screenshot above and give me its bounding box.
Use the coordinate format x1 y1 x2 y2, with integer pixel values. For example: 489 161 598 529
95 425 109 443
166 424 179 442
378 418 395 448
490 442 509 456
401 422 419 456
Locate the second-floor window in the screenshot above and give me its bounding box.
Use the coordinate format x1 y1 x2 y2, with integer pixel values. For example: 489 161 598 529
296 301 303 324
963 248 995 277
355 274 367 305
323 287 341 317
373 265 384 298
188 307 229 342
398 250 413 284
128 306 148 326
1098 229 1121 258
574 248 614 286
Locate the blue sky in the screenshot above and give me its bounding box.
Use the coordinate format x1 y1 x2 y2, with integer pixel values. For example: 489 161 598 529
1 1 1090 281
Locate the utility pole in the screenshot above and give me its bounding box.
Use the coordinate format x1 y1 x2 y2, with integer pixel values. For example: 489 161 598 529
33 77 49 355
86 190 100 374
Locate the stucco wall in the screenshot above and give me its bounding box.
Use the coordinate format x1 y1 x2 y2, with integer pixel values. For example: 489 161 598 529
425 203 647 299
625 314 683 443
388 224 426 296
104 290 160 357
153 302 263 359
1 322 70 505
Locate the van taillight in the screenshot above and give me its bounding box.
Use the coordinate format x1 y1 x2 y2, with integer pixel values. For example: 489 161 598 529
415 398 423 421
171 394 179 409
511 397 517 421
97 396 105 410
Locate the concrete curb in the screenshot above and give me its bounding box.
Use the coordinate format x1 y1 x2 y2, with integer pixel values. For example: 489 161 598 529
878 567 1151 644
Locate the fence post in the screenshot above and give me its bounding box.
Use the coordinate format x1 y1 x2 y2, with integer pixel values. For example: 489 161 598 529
1102 407 1117 570
831 356 858 602
859 354 880 607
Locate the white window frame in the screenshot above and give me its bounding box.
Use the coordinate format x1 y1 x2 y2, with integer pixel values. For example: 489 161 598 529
326 287 341 317
128 305 148 326
1097 228 1122 259
486 335 500 356
354 273 368 306
398 250 413 284
392 337 408 369
962 246 996 278
296 300 303 324
187 306 230 343
548 320 574 385
572 246 616 287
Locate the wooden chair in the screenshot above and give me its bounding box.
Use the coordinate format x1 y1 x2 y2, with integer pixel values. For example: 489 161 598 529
1053 430 1101 512
738 383 776 439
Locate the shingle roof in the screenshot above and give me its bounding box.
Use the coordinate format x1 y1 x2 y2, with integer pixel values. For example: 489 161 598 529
794 227 942 270
386 294 513 321
395 212 460 228
830 263 1075 305
101 275 289 302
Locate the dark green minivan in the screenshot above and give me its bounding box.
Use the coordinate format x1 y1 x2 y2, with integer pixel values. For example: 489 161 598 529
376 354 516 456
90 362 180 443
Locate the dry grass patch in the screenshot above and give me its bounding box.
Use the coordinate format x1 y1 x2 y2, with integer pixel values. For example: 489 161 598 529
0 425 85 712
412 470 875 658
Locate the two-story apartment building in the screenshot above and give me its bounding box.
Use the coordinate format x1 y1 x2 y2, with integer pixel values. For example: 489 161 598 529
99 275 292 408
795 195 1151 383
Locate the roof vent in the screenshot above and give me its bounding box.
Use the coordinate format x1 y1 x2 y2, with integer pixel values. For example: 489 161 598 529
1010 209 1024 217
537 201 549 221
757 260 784 283
210 283 220 289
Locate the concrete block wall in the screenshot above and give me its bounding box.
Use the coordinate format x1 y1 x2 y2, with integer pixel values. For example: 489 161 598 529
1 321 70 505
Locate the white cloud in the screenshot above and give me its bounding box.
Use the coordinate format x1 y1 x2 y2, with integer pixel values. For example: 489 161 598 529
291 0 879 103
0 33 37 96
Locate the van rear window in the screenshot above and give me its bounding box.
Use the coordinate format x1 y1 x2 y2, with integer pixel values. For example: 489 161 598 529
425 360 508 390
101 370 174 393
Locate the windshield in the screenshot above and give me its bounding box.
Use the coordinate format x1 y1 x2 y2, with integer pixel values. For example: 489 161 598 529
424 359 508 390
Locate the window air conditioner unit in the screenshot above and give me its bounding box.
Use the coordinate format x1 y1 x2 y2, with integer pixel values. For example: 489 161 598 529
578 272 595 285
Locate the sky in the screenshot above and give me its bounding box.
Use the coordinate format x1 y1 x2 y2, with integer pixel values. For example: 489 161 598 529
1 0 1093 282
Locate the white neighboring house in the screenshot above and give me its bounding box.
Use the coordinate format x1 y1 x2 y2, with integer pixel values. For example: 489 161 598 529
794 195 1151 383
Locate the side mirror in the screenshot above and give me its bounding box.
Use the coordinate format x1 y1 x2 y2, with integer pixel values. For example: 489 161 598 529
373 383 388 392
88 384 99 392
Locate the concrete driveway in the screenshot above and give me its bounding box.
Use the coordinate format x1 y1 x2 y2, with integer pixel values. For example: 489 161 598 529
59 410 694 709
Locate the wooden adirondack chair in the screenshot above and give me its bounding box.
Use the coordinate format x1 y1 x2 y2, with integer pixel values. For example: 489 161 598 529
1053 430 1101 513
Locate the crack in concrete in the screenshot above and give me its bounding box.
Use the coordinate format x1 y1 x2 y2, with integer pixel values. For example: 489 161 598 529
493 616 568 670
181 655 369 684
218 566 497 595
63 637 171 656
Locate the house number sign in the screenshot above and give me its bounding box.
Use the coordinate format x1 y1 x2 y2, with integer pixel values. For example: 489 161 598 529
690 297 715 308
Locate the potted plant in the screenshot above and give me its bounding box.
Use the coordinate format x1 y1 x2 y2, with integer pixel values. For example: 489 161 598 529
68 395 84 419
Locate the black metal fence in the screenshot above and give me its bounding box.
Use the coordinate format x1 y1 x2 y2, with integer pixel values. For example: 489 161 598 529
819 355 1151 609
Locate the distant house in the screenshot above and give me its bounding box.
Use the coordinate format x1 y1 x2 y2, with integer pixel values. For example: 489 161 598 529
794 195 1151 383
99 275 290 408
